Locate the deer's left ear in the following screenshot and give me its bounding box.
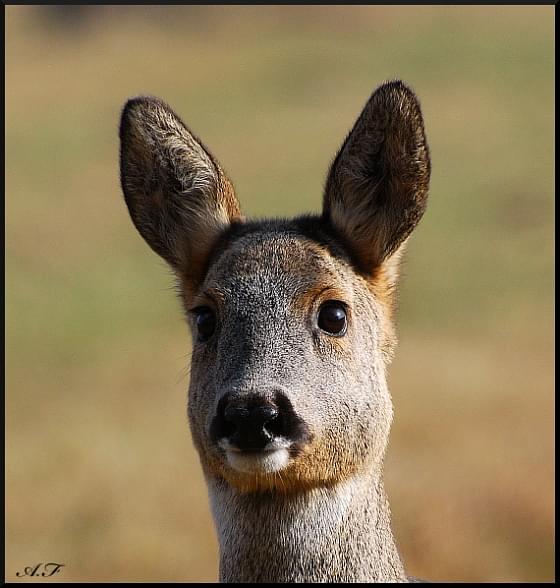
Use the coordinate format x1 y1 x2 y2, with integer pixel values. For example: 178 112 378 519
323 80 431 276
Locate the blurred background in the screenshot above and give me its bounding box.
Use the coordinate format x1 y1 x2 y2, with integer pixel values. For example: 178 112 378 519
5 6 554 583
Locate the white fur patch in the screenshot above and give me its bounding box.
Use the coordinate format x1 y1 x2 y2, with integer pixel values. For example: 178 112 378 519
220 439 290 474
225 448 290 474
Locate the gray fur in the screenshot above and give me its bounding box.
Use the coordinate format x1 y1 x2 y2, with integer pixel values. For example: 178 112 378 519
119 80 431 582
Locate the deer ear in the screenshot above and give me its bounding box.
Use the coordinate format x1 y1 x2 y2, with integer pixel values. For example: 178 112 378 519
119 96 241 281
323 80 431 275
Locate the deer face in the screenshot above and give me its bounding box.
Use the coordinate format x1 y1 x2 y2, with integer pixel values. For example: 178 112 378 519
119 81 430 494
185 223 397 493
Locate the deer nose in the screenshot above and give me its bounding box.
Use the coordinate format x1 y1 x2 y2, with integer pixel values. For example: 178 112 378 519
211 393 287 452
224 404 279 431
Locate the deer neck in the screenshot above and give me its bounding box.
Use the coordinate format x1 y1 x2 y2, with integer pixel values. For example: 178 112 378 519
207 469 407 583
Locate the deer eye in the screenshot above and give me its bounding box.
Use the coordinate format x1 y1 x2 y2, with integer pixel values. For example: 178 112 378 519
192 306 216 342
317 301 347 336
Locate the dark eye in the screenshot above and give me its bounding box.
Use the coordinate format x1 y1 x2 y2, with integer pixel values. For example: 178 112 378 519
192 306 216 342
317 301 347 336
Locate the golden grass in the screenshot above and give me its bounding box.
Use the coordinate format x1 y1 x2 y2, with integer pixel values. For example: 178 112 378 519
6 6 553 582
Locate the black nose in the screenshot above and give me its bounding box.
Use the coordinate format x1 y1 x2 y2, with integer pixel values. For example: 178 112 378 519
210 391 310 452
224 404 279 431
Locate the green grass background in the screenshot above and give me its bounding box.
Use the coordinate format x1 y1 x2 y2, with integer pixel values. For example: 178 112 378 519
6 6 554 582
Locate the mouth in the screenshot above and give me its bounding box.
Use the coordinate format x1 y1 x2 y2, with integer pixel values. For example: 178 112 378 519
219 439 291 474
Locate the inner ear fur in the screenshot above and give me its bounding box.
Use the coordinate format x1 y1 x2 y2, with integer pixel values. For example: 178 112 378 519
323 80 431 276
119 96 241 285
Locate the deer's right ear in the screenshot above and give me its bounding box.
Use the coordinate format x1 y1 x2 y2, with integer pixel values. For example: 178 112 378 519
119 96 241 280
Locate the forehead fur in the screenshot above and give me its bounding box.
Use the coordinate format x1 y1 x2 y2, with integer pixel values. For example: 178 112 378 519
207 217 349 287
214 215 350 266
190 216 356 301
183 216 397 325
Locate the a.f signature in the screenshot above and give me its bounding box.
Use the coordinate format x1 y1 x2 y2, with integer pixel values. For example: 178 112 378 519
16 563 65 578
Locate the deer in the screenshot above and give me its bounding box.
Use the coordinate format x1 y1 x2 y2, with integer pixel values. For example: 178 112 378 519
119 79 431 583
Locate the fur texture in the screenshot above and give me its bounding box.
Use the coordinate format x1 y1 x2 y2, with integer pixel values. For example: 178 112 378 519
119 79 431 582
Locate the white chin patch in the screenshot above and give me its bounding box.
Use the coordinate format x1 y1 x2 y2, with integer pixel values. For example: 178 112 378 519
226 448 290 474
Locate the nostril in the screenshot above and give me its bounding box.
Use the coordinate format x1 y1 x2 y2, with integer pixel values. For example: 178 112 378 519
252 405 278 426
225 404 279 429
224 406 251 427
